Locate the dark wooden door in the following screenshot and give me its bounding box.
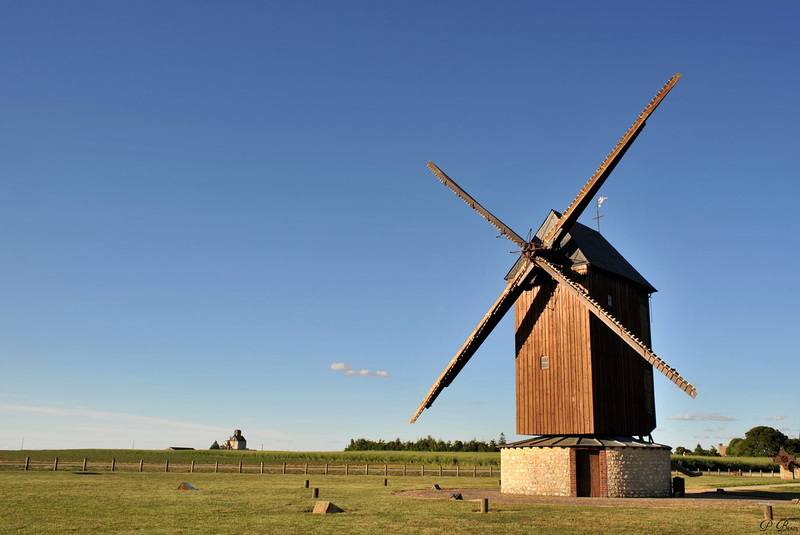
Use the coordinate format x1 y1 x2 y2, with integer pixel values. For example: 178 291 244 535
575 450 601 497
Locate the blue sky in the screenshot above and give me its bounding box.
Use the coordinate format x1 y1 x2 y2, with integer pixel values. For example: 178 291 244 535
1 1 798 451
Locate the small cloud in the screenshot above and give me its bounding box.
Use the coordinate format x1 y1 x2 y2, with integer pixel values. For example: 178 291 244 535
667 413 735 422
768 415 787 421
332 363 388 377
696 414 735 421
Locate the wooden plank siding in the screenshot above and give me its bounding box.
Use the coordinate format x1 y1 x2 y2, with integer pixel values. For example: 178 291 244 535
587 269 656 435
515 280 593 435
515 267 656 436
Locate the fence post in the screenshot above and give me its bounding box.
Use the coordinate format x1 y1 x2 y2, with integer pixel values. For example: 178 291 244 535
282 462 286 475
421 465 424 476
54 457 59 472
111 458 116 472
215 461 219 473
139 460 144 472
403 464 407 476
82 458 87 471
304 463 308 475
239 462 243 474
456 465 460 477
365 463 369 476
260 462 264 474
480 498 489 513
490 465 493 477
191 460 195 473
165 460 169 473
325 463 328 475
384 464 388 476
25 457 30 471
439 465 442 476
474 465 477 477
345 463 349 476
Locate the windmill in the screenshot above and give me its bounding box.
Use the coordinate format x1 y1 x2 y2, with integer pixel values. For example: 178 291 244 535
410 74 695 447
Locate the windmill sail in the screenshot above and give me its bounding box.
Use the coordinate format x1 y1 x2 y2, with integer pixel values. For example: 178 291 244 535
427 161 529 250
533 257 696 397
410 261 537 423
541 74 682 247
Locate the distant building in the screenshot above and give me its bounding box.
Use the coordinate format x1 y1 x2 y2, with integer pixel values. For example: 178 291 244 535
718 443 727 457
227 429 247 450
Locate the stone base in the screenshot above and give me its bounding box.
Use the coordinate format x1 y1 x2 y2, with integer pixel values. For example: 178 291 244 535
780 465 800 480
499 436 672 498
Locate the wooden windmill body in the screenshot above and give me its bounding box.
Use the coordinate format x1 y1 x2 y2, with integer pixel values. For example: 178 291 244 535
512 212 657 437
411 75 696 442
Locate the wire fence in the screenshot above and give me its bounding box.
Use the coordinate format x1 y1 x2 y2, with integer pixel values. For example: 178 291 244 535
0 457 784 479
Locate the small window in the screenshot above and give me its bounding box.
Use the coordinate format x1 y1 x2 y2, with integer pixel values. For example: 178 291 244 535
540 355 550 370
607 295 613 307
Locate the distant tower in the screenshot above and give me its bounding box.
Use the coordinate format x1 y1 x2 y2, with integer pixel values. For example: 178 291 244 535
227 429 247 450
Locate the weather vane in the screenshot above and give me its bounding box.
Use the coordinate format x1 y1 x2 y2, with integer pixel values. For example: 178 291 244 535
593 196 608 231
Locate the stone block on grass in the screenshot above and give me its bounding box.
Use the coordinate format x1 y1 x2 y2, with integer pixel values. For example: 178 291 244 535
313 501 344 514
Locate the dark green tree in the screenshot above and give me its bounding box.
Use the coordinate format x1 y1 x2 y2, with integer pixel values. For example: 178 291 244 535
726 437 744 456
743 426 788 457
726 427 788 457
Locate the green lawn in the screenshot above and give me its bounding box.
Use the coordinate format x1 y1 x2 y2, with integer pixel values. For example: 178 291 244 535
2 471 799 534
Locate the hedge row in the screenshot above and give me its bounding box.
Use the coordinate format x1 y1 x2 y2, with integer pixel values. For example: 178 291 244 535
671 455 780 472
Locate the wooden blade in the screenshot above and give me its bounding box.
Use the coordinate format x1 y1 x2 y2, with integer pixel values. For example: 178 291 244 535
427 161 528 250
541 74 682 247
410 260 537 423
533 256 696 398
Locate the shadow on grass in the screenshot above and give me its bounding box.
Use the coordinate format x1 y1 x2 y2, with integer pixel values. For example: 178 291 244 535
719 488 800 501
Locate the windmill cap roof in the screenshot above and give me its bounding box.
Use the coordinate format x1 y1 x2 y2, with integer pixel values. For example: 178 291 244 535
498 435 671 449
506 210 656 293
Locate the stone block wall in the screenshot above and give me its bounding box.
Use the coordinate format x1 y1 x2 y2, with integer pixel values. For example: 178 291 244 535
501 446 571 495
604 448 671 497
779 465 800 480
502 444 672 497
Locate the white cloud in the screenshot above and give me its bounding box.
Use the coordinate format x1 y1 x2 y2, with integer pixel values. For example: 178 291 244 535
696 414 735 421
666 413 735 422
331 363 389 377
768 415 787 421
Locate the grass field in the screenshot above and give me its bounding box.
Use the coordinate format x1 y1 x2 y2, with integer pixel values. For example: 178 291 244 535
2 465 800 534
0 449 501 467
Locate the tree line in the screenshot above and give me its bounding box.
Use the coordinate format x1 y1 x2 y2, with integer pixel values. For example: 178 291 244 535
344 434 507 452
675 426 799 457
